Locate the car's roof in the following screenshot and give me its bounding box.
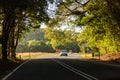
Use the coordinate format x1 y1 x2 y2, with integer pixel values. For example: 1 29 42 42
61 50 67 51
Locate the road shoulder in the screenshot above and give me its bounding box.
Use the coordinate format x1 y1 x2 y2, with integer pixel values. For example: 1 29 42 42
81 58 120 67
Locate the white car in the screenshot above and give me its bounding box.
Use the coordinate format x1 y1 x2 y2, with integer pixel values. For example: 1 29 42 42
60 50 68 56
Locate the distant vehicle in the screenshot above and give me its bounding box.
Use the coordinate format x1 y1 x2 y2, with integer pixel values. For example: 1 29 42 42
60 50 68 56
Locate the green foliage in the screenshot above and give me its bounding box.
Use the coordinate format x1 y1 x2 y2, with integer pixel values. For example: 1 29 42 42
94 52 100 56
55 44 66 50
56 0 120 54
76 0 120 54
0 0 56 61
45 26 80 52
16 29 54 53
17 40 54 53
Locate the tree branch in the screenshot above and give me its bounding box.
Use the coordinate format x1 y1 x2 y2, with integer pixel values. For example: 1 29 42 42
75 0 90 6
63 3 86 16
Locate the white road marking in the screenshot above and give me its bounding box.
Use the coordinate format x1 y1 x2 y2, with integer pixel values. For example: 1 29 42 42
52 59 99 80
2 60 30 80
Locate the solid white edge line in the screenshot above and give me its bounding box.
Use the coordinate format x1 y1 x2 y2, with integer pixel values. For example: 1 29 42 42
2 59 30 80
52 59 98 80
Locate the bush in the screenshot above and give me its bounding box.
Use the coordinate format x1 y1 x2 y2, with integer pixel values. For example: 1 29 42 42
94 52 100 56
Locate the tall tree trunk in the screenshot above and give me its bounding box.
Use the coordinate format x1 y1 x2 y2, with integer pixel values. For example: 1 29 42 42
1 1 17 61
2 16 10 61
2 15 15 61
10 22 21 59
11 27 16 59
1 36 8 61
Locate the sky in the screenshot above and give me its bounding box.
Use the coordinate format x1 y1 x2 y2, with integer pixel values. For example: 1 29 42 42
47 0 59 18
40 23 82 33
43 0 83 33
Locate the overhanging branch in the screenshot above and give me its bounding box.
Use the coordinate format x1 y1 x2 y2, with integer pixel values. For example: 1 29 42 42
63 3 86 16
75 0 90 6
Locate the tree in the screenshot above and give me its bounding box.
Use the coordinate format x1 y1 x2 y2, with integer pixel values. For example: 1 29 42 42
45 26 80 52
53 0 120 55
105 0 120 28
0 0 61 61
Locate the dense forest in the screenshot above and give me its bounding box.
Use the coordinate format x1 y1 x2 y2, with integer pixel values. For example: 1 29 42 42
50 0 120 56
16 29 54 53
0 0 120 62
16 28 80 53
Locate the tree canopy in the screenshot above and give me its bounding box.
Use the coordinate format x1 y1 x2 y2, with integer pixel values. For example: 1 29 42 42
0 0 120 62
0 0 62 61
47 0 120 55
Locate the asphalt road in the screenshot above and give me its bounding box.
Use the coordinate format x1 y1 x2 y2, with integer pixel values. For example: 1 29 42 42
2 58 120 80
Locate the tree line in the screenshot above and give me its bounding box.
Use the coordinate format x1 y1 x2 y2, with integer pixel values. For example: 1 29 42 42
16 29 55 53
45 0 120 54
50 0 120 55
16 28 80 53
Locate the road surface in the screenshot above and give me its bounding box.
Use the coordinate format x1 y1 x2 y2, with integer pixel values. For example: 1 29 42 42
2 56 120 80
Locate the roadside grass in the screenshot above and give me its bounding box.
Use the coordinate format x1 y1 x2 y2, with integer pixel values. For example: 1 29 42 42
16 52 55 60
80 53 92 58
99 53 120 63
80 52 120 63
